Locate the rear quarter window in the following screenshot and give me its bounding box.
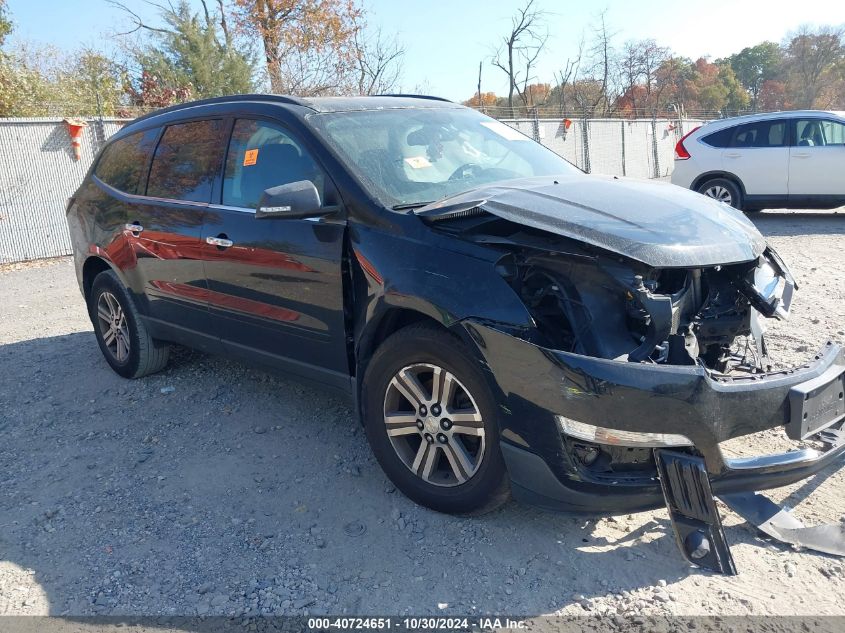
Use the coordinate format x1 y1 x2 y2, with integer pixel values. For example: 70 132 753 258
146 119 227 203
94 128 160 194
700 127 732 148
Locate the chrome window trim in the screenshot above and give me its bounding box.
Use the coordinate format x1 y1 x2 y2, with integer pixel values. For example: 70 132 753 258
208 203 256 214
93 175 210 208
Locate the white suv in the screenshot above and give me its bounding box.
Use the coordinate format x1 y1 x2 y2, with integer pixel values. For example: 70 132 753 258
671 110 845 211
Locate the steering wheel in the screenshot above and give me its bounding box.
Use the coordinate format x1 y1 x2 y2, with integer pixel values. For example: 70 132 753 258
449 163 484 181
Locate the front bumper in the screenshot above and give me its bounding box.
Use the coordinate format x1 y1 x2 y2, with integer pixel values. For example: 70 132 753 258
464 321 845 514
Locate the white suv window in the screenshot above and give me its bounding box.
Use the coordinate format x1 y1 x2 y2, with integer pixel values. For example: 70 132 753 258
796 119 845 146
729 120 787 148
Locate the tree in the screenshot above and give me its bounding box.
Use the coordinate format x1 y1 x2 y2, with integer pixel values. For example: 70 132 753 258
113 0 255 103
651 56 695 113
551 39 582 115
491 0 548 116
353 26 404 95
783 25 845 109
0 44 124 116
0 0 11 48
715 62 750 112
463 91 498 108
579 11 617 114
57 50 125 116
231 0 362 95
0 44 55 116
758 79 789 111
726 42 783 110
616 38 670 114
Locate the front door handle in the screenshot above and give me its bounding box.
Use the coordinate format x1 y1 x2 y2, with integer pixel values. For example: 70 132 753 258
792 152 811 159
124 222 144 233
206 235 234 249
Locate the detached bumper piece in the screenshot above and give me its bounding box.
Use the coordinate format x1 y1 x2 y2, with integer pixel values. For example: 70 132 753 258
721 490 845 557
658 436 845 575
655 450 737 575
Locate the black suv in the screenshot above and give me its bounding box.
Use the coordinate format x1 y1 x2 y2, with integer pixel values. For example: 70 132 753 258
68 95 844 574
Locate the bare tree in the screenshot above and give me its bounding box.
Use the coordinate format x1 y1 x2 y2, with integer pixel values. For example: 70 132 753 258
354 27 405 95
617 38 670 114
554 36 583 115
580 10 617 115
491 0 548 117
477 60 483 110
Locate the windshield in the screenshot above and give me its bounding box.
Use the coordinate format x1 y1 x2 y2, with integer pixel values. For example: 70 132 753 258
307 107 580 208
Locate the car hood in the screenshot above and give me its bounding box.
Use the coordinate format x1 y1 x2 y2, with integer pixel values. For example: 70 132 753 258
416 175 767 268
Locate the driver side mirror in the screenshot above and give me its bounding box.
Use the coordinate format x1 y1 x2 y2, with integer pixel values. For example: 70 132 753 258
255 181 322 220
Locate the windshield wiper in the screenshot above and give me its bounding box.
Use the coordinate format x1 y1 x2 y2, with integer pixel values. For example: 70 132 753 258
391 201 434 211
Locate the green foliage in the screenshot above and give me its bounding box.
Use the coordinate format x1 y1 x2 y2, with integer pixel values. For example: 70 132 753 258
726 42 783 107
0 0 11 48
126 0 255 106
57 51 125 116
717 63 751 111
0 45 124 117
0 45 55 116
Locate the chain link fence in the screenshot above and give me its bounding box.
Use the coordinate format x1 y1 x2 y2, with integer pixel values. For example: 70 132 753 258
0 117 127 264
0 114 707 265
500 116 705 179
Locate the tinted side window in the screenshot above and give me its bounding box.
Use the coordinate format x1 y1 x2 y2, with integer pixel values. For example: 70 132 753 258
701 127 732 148
729 120 786 148
94 128 159 194
146 120 226 203
222 119 325 209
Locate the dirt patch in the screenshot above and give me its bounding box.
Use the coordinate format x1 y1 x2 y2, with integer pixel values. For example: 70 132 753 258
0 211 843 617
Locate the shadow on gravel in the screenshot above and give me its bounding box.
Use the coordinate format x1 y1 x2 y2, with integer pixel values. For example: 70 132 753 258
0 331 838 618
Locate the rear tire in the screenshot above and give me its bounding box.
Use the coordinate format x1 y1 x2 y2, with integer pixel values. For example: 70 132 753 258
362 324 510 515
697 177 743 210
88 270 170 379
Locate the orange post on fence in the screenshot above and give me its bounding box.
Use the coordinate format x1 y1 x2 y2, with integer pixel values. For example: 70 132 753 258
63 118 88 161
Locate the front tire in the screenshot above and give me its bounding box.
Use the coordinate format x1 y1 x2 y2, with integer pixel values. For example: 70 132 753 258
362 324 510 515
88 270 170 379
697 177 743 210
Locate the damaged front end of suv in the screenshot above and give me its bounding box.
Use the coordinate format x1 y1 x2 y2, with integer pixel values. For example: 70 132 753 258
417 176 845 575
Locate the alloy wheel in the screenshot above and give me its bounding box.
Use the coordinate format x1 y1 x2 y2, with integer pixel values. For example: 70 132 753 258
383 363 486 487
96 291 130 363
704 185 732 205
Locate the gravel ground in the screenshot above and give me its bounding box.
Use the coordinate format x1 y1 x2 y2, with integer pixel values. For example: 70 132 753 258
1 209 844 618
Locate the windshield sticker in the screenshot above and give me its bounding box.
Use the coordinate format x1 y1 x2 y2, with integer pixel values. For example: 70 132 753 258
404 156 432 169
480 121 529 141
243 149 259 166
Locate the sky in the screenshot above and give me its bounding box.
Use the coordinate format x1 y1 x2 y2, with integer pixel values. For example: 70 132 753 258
5 0 845 101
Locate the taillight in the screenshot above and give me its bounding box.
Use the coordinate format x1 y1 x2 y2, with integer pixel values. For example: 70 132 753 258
674 126 700 160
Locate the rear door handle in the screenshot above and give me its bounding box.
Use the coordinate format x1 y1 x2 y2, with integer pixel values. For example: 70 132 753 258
206 235 234 248
724 152 742 158
124 223 143 233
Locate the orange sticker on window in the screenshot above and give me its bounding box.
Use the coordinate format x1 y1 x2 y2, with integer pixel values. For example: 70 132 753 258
243 149 259 166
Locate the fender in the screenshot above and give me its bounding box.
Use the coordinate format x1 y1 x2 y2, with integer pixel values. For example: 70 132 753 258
350 227 533 361
347 224 535 421
691 170 747 197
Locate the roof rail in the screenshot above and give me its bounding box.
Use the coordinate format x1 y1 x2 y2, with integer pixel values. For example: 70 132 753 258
128 93 309 125
373 94 453 103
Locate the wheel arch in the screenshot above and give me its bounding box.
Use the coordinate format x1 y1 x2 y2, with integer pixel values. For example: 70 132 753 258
81 255 115 302
357 307 455 378
691 171 747 198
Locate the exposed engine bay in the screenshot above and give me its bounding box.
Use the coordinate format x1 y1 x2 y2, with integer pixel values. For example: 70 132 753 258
426 211 795 377
415 177 845 576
